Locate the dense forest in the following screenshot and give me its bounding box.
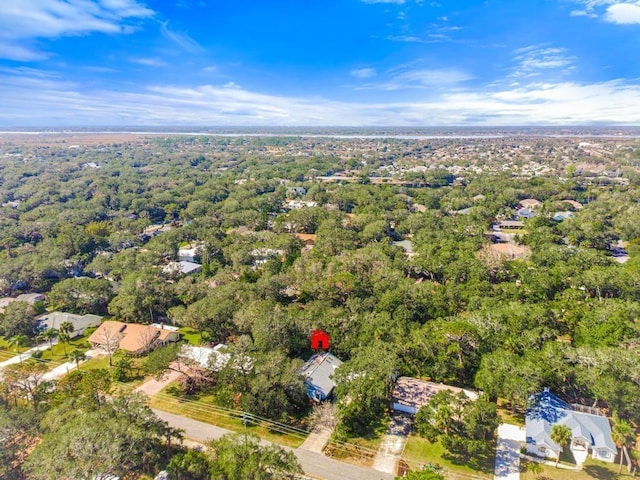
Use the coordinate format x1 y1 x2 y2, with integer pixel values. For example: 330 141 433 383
1 133 640 479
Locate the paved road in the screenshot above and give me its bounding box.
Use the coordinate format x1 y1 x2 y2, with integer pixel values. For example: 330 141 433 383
154 410 394 480
494 424 526 480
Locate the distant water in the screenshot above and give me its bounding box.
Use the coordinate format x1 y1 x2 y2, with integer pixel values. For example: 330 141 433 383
1 126 639 139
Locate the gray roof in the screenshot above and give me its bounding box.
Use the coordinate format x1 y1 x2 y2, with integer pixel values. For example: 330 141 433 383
526 390 617 454
300 352 343 398
36 311 103 335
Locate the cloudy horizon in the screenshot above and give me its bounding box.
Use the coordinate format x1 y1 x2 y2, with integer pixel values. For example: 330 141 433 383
1 0 639 126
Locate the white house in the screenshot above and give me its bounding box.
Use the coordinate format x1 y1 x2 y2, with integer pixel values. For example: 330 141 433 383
178 243 204 263
163 261 202 275
526 389 617 464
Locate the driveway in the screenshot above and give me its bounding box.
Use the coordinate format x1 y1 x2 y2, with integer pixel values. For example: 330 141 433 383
372 413 413 474
494 423 526 480
135 370 181 396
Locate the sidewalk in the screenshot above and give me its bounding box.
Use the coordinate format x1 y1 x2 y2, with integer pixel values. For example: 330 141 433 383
0 342 51 370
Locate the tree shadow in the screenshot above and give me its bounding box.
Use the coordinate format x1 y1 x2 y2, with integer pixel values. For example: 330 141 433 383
583 465 618 480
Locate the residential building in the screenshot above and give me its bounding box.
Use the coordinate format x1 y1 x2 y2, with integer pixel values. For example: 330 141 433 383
35 311 103 338
526 389 617 464
162 261 202 275
87 321 180 355
16 293 46 304
178 243 204 263
391 377 478 415
519 198 543 209
300 352 342 402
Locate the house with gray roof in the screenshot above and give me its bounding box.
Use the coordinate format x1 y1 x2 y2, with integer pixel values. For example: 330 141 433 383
300 352 342 402
35 311 103 339
526 389 617 464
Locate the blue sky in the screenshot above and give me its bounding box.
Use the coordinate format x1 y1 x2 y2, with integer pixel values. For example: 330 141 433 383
0 0 639 126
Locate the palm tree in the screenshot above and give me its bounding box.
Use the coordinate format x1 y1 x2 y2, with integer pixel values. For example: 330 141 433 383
612 417 635 474
38 328 58 350
526 460 543 479
8 335 29 363
58 331 70 357
550 424 573 467
58 321 74 357
59 321 74 337
69 349 87 371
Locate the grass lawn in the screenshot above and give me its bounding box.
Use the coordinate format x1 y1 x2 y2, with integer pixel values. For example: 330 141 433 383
179 327 203 346
324 416 389 467
80 354 148 385
80 354 111 371
521 458 633 480
149 382 306 448
402 434 493 478
497 400 526 426
38 336 91 364
0 337 18 359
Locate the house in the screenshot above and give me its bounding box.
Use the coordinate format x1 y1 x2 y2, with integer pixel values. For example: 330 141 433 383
519 198 543 209
162 261 202 275
87 321 180 355
287 186 307 196
391 377 479 415
526 389 617 464
300 352 343 402
552 211 574 222
494 220 525 230
35 312 103 338
285 200 317 210
249 248 284 268
562 199 583 210
180 344 252 372
294 233 317 247
393 240 416 257
517 207 536 219
178 244 204 263
16 293 46 304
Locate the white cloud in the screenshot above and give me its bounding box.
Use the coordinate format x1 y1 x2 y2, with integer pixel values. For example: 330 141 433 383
160 21 204 54
511 46 574 78
0 0 153 61
350 68 377 79
130 57 168 67
3 69 638 126
570 1 640 23
605 2 640 23
357 65 473 90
